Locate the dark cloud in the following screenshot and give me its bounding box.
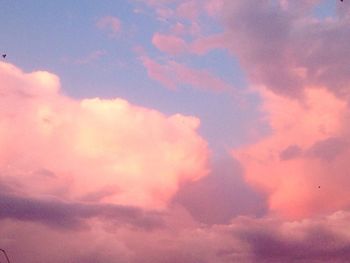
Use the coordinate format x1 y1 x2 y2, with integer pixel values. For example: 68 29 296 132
173 157 267 224
232 214 350 262
223 1 304 98
3 209 350 263
222 0 350 100
307 137 348 161
0 193 164 230
280 144 303 160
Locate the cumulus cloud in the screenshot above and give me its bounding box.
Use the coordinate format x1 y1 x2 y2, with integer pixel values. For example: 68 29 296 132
233 87 350 219
219 0 350 220
0 62 209 209
3 1 350 261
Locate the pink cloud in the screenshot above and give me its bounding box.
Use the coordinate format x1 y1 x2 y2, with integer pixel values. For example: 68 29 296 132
152 32 230 56
176 0 199 20
3 206 350 262
138 0 217 37
170 22 187 35
0 62 209 209
141 56 177 89
96 16 121 37
141 56 233 91
152 33 187 55
204 0 224 17
190 33 229 55
220 0 350 99
155 7 175 21
215 0 350 220
147 0 222 21
233 87 350 219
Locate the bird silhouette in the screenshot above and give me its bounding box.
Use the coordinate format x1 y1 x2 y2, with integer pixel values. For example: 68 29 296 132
2 54 6 58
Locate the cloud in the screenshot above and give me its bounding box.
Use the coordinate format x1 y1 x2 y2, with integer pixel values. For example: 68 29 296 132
173 157 267 224
279 144 303 161
306 136 349 162
139 1 350 221
204 0 224 17
176 0 199 20
141 56 233 91
152 32 230 56
0 192 163 230
233 87 350 219
96 16 122 37
230 211 350 262
153 1 348 96
3 1 350 261
152 33 187 55
221 0 350 99
2 208 350 262
190 33 229 55
0 61 209 209
137 0 222 38
219 1 350 220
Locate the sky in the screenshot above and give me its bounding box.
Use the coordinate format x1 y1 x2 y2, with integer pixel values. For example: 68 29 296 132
0 0 350 262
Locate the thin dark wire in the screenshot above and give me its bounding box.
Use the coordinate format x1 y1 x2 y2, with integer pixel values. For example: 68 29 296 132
0 249 10 263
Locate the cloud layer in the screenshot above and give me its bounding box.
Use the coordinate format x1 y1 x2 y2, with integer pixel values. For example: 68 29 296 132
2 208 350 263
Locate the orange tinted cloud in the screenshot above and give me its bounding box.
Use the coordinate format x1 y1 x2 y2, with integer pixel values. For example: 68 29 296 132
0 62 209 209
233 86 350 219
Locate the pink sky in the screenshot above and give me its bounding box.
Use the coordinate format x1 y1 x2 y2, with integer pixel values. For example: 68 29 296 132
1 0 350 262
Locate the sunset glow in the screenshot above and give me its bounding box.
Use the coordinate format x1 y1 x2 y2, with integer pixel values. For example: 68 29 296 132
1 1 350 262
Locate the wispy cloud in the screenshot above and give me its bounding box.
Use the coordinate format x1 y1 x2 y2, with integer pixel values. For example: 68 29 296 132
96 16 122 37
141 56 233 91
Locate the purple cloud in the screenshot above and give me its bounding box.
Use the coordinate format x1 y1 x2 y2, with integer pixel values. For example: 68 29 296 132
0 192 164 230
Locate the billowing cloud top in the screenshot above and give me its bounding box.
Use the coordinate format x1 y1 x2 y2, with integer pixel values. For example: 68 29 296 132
0 62 209 209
